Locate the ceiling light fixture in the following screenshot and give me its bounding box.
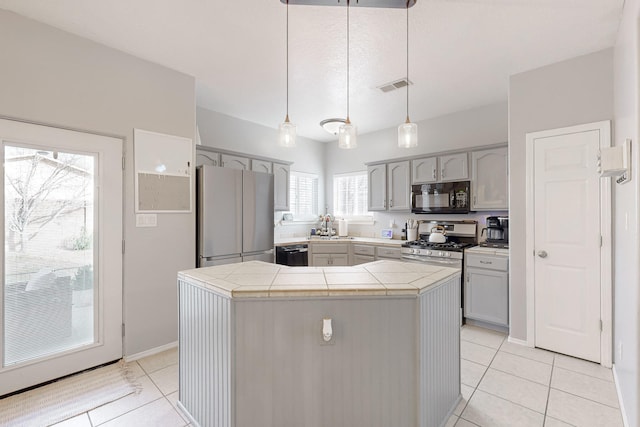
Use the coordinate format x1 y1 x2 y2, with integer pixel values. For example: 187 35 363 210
338 0 357 149
320 118 347 135
278 0 297 147
398 3 417 148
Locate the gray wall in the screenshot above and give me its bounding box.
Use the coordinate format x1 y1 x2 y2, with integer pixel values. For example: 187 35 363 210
613 0 640 423
508 49 614 341
196 107 326 211
0 10 196 356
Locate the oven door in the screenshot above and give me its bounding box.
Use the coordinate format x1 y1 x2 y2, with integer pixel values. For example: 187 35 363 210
401 254 462 268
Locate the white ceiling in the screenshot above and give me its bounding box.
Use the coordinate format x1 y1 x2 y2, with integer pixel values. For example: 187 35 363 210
0 0 624 142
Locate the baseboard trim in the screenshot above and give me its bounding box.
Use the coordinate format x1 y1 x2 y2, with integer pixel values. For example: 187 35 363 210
507 336 530 347
124 341 178 363
612 364 630 427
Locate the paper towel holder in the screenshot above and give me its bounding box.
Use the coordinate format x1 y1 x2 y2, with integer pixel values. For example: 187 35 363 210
599 139 631 184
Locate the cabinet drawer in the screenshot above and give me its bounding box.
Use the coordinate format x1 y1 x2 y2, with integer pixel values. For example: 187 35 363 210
353 244 375 256
312 243 349 254
376 247 401 259
352 254 375 265
466 255 508 271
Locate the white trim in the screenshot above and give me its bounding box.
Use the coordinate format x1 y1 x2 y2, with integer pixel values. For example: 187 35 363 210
507 336 531 347
123 341 178 362
613 365 630 427
525 120 613 366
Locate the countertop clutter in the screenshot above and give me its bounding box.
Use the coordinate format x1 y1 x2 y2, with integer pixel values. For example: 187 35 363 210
178 260 460 299
275 236 405 247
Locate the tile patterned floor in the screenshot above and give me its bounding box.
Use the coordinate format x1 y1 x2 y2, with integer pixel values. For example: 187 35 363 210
9 325 625 427
450 326 625 427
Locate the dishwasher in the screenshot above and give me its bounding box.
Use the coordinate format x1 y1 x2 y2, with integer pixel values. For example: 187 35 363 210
464 246 509 331
276 244 309 266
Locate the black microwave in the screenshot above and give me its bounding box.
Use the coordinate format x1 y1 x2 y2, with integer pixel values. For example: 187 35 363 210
411 181 471 214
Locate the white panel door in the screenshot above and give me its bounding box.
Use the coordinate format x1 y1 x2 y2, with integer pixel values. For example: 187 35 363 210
533 129 601 362
0 119 122 395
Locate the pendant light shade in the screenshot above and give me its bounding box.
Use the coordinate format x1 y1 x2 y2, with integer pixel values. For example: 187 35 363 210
338 118 357 149
398 4 417 148
338 0 357 149
279 115 297 147
278 1 296 147
398 118 418 148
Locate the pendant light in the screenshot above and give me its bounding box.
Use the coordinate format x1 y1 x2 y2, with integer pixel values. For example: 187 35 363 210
398 3 417 148
278 0 297 147
338 0 357 149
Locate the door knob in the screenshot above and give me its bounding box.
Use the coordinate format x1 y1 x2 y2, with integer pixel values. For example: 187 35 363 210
537 250 548 258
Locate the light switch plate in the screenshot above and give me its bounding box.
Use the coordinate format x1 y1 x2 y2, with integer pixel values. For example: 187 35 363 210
136 213 157 227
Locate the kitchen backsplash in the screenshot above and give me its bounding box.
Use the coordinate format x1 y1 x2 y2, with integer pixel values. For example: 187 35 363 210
274 210 508 241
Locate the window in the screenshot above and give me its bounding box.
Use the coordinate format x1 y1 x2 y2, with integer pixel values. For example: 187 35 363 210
333 171 370 218
289 171 318 220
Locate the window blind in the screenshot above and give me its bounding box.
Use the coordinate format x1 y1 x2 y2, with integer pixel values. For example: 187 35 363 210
333 171 369 217
289 172 318 219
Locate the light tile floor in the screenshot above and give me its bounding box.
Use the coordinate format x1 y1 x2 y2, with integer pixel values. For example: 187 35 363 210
10 325 625 427
450 325 625 427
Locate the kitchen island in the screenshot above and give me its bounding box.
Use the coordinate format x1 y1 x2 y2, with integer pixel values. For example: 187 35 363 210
177 260 461 427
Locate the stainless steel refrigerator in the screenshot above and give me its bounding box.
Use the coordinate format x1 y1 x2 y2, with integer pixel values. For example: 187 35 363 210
197 165 274 267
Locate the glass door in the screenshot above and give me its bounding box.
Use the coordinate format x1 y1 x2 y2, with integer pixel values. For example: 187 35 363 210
0 119 123 396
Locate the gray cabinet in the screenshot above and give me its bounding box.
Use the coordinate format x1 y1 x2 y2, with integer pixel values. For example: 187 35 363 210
310 242 349 266
464 250 509 328
411 157 438 184
387 161 411 211
352 244 375 265
471 147 508 210
376 246 402 260
273 162 290 211
251 159 272 174
368 161 410 212
195 150 220 167
221 154 250 170
367 164 387 211
439 153 468 181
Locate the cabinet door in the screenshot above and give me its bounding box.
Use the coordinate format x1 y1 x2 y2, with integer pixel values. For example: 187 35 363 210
464 267 509 327
471 147 508 210
387 161 411 211
196 150 220 167
251 159 272 174
411 157 437 184
330 254 350 266
221 154 250 170
439 153 468 181
367 164 387 211
352 254 375 265
273 163 290 211
312 254 331 266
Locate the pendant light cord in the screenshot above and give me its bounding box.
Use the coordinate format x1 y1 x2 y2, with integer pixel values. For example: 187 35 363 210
286 0 290 119
346 0 350 120
406 3 409 121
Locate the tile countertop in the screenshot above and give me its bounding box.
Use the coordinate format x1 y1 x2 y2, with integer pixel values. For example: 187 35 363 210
274 236 406 247
178 260 460 299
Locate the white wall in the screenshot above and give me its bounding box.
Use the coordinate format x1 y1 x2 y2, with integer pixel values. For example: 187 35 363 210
0 10 196 356
323 102 508 237
508 49 614 342
613 0 640 424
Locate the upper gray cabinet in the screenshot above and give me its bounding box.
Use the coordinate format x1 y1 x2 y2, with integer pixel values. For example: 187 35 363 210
221 154 250 170
439 153 468 181
471 147 508 210
387 161 411 211
411 157 438 184
367 164 387 211
251 159 272 174
273 162 290 211
368 161 411 212
196 151 220 167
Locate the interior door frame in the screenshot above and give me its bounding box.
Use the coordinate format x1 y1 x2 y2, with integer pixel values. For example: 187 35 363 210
525 120 612 367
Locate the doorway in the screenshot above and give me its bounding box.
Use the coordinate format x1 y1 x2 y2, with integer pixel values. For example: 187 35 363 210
525 121 612 367
0 119 123 395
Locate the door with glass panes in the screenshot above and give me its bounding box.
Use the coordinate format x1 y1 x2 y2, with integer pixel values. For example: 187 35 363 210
0 119 123 395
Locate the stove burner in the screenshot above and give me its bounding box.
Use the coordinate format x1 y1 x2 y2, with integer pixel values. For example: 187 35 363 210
402 240 473 252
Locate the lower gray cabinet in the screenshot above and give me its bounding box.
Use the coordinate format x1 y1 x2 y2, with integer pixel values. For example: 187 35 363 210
464 266 508 327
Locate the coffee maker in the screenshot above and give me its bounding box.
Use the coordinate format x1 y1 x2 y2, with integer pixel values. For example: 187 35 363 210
481 216 509 247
